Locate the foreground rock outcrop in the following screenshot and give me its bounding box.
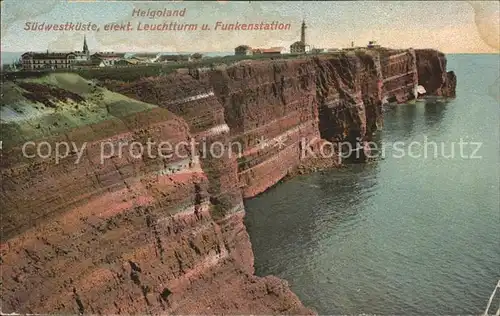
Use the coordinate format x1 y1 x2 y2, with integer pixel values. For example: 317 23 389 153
0 48 455 314
415 49 457 98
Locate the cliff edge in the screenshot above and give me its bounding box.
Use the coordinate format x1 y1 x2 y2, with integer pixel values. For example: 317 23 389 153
0 48 455 314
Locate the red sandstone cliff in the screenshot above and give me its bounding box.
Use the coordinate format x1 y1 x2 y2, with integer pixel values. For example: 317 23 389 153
0 48 455 314
0 74 311 314
415 49 457 98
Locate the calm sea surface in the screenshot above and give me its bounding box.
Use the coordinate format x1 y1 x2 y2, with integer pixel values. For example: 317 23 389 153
244 54 500 315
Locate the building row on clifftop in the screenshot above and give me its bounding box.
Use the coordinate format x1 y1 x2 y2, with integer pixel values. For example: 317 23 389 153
235 20 311 56
18 36 201 71
234 20 381 57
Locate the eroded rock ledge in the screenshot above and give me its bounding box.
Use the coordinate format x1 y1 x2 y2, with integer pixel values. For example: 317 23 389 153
0 48 455 314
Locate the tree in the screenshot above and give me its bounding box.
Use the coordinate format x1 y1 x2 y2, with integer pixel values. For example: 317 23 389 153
191 53 203 60
12 58 22 70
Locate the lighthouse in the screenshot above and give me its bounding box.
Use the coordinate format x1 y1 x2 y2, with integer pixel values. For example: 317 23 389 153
300 19 306 45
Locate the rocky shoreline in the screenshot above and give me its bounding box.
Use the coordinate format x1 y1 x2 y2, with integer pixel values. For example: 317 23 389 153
0 48 455 314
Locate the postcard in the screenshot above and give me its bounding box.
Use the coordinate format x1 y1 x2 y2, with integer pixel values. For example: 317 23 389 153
1 1 499 315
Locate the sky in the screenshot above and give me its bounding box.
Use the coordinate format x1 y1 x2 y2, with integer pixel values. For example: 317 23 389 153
1 0 499 55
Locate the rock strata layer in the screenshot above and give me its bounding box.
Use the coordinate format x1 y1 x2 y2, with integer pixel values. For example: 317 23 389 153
0 48 455 314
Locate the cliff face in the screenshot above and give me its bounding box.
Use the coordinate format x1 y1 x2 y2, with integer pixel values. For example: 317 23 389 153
0 49 455 314
314 51 382 161
209 60 334 197
313 48 420 161
0 73 311 314
415 49 457 98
